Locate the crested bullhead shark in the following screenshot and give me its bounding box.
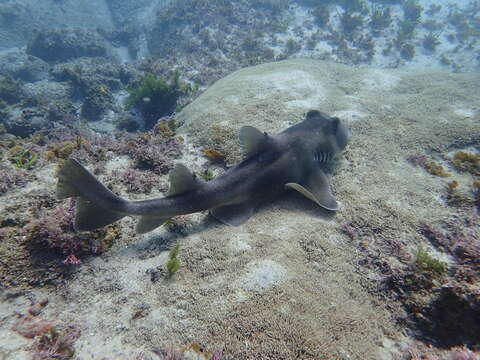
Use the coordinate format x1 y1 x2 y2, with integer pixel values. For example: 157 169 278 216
56 110 350 234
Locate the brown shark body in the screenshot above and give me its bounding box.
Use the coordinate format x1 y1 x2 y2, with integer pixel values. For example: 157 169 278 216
57 110 350 234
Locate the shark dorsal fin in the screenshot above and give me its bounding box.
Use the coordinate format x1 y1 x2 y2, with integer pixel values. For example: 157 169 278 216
239 125 268 157
168 164 203 196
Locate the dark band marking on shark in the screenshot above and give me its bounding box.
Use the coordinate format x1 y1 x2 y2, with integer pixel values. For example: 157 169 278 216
56 110 350 234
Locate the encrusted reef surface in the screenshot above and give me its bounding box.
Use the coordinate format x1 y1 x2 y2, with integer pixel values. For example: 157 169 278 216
1 60 480 359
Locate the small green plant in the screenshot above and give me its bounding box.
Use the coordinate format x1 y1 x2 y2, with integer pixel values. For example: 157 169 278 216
126 72 181 129
415 247 447 277
200 169 216 181
8 146 38 169
166 243 181 278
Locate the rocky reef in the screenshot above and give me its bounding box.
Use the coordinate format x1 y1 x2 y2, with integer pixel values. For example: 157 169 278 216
0 0 479 359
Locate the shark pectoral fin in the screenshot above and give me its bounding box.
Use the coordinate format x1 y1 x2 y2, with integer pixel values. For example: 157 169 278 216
239 125 268 157
136 215 171 234
210 202 255 226
168 163 203 196
285 169 339 211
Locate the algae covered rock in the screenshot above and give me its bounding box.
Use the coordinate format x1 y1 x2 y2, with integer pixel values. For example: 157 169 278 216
3 107 50 138
27 28 113 63
0 50 49 82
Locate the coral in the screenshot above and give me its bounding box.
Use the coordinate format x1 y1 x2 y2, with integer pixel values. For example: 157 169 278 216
46 101 77 123
311 6 330 27
45 137 84 161
0 75 24 104
116 112 140 132
397 19 417 41
119 131 183 174
340 11 364 37
131 143 175 174
425 4 442 16
13 315 79 360
440 54 453 66
341 0 365 13
0 50 49 82
399 41 415 59
241 36 263 53
422 32 441 51
403 0 423 23
422 19 442 32
452 151 480 176
166 243 181 278
4 107 52 138
369 4 392 35
80 85 114 121
153 117 177 138
126 73 181 129
285 38 302 54
24 201 119 264
26 28 110 63
0 165 30 195
112 168 166 194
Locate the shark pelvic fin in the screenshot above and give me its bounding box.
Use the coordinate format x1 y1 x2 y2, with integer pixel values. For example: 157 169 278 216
210 202 255 226
285 168 339 211
239 125 268 157
168 164 203 196
136 215 171 234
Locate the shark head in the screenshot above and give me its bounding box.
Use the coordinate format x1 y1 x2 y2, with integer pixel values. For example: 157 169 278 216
281 110 350 164
307 109 350 153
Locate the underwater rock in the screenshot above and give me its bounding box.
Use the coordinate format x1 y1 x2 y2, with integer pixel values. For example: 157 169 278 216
51 57 134 98
0 0 114 51
0 50 49 82
22 80 72 103
81 86 114 121
0 75 24 105
4 107 50 138
26 28 113 63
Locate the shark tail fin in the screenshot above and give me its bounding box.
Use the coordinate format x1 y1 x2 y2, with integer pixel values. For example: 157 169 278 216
57 158 127 231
